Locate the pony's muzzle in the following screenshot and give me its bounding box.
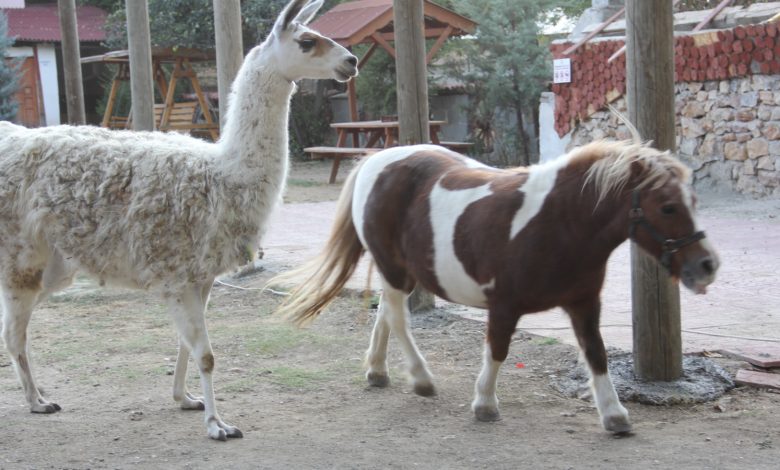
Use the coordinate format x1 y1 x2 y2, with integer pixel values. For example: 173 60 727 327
681 252 719 295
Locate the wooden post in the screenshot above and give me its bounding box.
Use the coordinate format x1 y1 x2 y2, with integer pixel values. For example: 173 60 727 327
213 0 243 130
394 0 434 312
126 0 155 131
58 0 85 124
626 0 682 380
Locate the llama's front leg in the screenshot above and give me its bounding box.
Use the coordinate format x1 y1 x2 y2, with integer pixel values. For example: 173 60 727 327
172 338 205 410
565 298 630 434
1 286 60 413
167 284 242 441
378 282 435 396
472 309 517 422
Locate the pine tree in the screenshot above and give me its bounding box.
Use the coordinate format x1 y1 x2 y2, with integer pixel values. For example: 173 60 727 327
0 11 19 122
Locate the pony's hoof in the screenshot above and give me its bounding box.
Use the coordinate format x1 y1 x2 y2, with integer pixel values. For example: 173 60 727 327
473 406 501 422
413 382 436 397
603 415 632 434
30 402 61 414
366 372 390 388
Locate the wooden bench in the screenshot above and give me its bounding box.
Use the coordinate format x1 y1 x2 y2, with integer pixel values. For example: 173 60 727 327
439 141 474 153
154 102 220 141
304 146 379 184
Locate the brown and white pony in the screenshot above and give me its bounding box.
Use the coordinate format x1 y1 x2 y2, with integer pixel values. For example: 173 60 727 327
274 140 719 433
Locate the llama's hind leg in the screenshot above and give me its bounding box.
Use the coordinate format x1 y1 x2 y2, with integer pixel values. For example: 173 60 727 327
377 281 435 396
1 285 60 413
166 282 241 441
172 338 205 410
565 298 630 434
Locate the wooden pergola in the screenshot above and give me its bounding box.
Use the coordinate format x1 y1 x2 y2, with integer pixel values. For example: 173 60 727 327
309 0 476 124
81 47 220 140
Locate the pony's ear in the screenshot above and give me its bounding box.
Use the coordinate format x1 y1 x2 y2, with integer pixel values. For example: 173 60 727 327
274 0 309 33
293 0 323 26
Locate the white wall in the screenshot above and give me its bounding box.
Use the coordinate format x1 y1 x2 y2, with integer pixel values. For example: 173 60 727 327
7 46 33 58
35 44 60 126
538 92 571 163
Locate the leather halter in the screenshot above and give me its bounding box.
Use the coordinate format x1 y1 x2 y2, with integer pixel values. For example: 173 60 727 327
627 190 706 271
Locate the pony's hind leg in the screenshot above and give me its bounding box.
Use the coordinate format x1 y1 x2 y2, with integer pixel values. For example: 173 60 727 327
565 298 630 434
472 307 518 422
1 283 60 413
365 302 391 387
372 281 435 396
166 281 241 441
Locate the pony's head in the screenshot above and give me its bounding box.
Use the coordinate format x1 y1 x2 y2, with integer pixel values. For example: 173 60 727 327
265 0 358 82
583 140 719 294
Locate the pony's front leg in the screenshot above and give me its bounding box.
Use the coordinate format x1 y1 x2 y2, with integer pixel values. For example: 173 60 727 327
1 285 60 413
472 309 517 422
166 283 242 441
377 282 435 396
565 298 630 434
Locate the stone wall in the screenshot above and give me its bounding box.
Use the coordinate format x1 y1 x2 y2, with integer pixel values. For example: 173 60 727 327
569 75 780 197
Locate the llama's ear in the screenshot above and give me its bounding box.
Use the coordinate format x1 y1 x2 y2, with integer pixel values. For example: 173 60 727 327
275 0 308 32
293 0 323 26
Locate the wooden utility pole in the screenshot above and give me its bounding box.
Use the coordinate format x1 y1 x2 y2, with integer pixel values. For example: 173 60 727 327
213 0 243 130
393 0 434 312
126 0 155 131
626 0 682 380
58 0 85 124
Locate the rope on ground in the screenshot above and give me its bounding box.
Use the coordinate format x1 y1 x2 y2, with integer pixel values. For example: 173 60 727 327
214 279 290 296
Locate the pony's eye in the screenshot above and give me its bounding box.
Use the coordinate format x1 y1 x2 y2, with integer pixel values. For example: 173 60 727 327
298 39 316 51
661 204 676 215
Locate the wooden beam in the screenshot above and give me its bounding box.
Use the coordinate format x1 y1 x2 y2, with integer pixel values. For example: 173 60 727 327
58 0 86 124
609 1 681 63
126 0 155 131
425 25 452 64
692 0 732 32
563 6 625 55
213 0 243 131
359 42 378 68
626 0 682 381
394 0 434 312
371 32 396 58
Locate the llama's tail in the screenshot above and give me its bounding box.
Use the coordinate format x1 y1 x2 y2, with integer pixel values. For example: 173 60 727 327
269 160 367 326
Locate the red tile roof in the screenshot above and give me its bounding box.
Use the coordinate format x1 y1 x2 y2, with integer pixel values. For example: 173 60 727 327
2 3 107 42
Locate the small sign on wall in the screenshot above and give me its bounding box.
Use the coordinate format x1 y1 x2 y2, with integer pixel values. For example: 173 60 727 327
553 58 571 84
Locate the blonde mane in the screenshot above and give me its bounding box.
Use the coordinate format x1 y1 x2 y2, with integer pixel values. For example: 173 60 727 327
577 139 691 205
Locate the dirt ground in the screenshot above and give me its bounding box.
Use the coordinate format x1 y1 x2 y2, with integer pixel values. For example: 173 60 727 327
1 159 779 469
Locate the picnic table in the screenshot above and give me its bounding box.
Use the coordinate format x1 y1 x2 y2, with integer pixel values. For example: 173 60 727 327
305 119 471 183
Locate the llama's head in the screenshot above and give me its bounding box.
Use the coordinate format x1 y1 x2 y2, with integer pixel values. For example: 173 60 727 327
266 0 358 82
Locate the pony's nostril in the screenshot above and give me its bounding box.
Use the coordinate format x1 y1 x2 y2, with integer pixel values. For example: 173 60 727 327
700 257 715 275
346 56 357 67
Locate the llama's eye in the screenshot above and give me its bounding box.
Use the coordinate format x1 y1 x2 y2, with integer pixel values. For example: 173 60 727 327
298 39 316 51
661 204 676 215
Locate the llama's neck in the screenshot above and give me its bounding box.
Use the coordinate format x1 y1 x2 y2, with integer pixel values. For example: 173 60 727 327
216 46 295 188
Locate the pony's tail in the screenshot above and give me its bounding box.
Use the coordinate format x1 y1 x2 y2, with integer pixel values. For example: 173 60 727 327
269 160 366 326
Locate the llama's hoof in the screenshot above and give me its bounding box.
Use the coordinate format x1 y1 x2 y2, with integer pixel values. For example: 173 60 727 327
30 402 61 414
180 393 206 410
603 415 632 434
366 372 390 388
413 382 437 397
209 428 228 442
473 406 501 422
224 426 243 439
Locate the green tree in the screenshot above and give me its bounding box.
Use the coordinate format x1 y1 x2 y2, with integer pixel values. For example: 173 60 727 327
449 0 569 166
0 11 19 122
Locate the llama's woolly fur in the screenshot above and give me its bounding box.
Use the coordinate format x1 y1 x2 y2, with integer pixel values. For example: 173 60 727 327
0 40 295 292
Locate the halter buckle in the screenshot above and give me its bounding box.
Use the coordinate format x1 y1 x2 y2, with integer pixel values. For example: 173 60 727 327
628 207 643 220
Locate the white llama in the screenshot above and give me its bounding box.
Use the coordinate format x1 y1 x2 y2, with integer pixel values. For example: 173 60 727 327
0 0 356 441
